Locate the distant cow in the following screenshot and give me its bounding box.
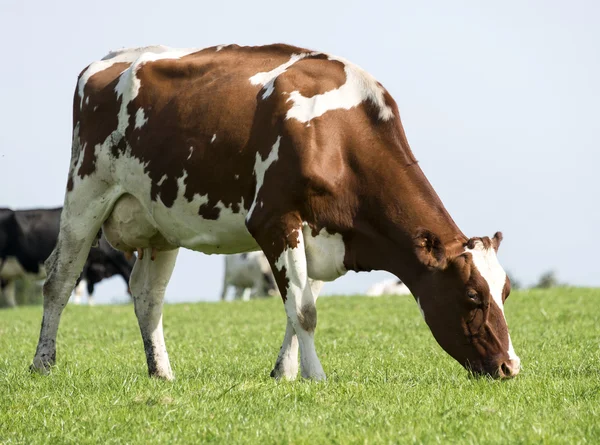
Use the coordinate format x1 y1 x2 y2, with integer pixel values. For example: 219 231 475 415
32 43 519 382
0 207 134 307
221 252 277 301
366 279 411 297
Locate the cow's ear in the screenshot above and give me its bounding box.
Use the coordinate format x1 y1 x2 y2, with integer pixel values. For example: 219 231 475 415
414 229 447 269
492 231 503 252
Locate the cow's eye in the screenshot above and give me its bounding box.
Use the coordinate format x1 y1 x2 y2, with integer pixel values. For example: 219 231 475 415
467 290 480 304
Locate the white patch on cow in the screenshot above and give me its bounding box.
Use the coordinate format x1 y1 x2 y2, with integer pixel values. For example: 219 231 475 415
215 45 225 52
211 134 216 143
286 56 394 123
73 280 86 304
466 241 519 362
134 108 148 129
304 225 346 282
274 229 326 380
93 106 98 112
247 136 281 219
234 174 239 180
417 297 426 321
187 146 194 160
85 96 89 106
156 174 168 186
249 53 311 99
274 227 304 287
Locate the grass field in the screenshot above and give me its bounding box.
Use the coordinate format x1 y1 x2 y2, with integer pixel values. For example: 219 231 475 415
1 289 599 444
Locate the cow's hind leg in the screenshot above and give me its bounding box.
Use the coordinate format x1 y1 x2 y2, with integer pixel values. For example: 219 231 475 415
31 188 120 373
249 215 326 381
129 248 178 380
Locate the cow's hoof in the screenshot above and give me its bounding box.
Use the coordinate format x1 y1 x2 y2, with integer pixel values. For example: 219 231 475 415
300 364 327 381
29 358 53 375
149 370 175 381
302 372 327 382
270 362 298 381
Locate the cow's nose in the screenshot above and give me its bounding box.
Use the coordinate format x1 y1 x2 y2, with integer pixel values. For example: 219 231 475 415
498 359 520 379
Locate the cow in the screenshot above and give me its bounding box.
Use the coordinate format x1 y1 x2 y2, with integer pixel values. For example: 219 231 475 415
30 43 520 381
366 278 411 297
0 207 134 306
221 252 278 301
0 208 60 307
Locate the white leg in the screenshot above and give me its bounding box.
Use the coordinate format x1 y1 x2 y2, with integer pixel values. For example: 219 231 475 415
242 288 251 301
31 186 119 374
270 279 322 379
87 294 95 306
32 224 103 372
2 280 17 308
73 280 86 305
270 317 299 379
274 233 325 380
234 287 244 300
220 264 229 301
220 285 228 301
130 248 178 380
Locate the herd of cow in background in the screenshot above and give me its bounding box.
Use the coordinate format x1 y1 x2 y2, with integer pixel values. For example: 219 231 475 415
0 207 410 307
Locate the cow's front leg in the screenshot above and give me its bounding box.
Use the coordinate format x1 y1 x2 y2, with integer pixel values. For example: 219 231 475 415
129 248 179 380
270 317 299 379
249 214 326 381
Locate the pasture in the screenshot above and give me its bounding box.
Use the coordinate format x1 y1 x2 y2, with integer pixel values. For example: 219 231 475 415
1 289 599 444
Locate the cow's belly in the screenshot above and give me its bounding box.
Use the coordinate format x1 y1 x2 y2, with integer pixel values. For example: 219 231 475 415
103 194 259 255
0 257 46 280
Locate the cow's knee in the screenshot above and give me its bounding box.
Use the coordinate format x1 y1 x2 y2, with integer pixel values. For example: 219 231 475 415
297 303 317 332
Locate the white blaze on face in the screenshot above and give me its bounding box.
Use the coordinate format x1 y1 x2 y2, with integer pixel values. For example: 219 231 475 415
466 241 519 363
247 136 280 220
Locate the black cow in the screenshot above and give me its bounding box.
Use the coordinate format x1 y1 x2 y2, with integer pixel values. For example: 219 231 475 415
0 207 134 307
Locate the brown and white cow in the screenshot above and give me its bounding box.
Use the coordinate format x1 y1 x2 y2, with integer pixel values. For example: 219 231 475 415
31 43 520 381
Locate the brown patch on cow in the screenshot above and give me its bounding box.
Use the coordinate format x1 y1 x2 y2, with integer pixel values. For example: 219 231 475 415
279 56 347 98
298 303 317 332
75 62 130 180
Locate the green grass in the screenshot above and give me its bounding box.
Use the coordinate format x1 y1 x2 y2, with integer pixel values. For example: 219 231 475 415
0 289 599 444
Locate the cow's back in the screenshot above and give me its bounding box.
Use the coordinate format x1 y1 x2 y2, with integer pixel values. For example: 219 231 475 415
70 43 402 255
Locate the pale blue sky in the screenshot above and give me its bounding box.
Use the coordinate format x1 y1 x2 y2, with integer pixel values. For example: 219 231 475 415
1 0 598 303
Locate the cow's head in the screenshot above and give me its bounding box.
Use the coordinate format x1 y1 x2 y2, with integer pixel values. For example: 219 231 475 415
411 230 520 379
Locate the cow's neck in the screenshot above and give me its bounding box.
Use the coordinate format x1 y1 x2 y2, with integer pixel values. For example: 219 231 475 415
344 145 467 287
